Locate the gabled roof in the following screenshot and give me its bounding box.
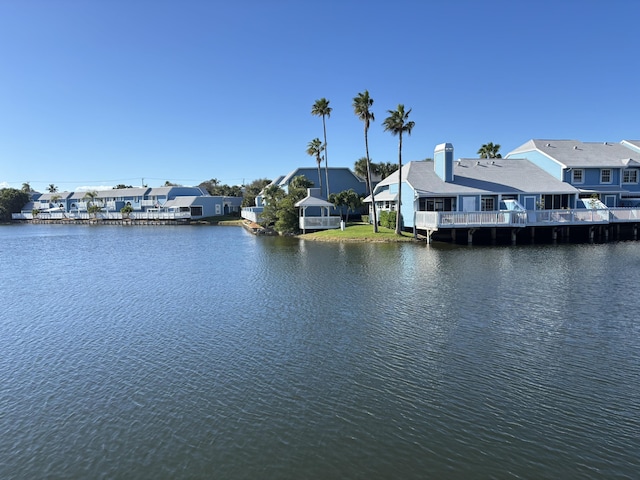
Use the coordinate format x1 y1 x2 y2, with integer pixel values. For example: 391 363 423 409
36 192 73 201
508 139 640 168
278 167 362 186
375 159 578 197
103 187 150 197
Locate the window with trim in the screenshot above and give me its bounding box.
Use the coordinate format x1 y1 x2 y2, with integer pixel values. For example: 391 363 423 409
623 169 638 184
481 197 495 211
601 169 612 184
572 169 584 183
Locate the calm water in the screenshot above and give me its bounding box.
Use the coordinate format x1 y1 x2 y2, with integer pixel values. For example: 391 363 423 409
1 224 639 479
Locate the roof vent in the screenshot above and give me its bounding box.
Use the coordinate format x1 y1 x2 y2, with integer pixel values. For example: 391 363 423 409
476 161 480 165
604 141 608 145
573 145 578 149
491 161 495 165
546 143 551 147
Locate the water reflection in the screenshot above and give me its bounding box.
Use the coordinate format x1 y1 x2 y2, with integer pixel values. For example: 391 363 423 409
0 225 638 479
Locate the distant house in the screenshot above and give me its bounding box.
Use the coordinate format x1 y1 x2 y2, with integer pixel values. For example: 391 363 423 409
506 139 640 207
15 185 241 221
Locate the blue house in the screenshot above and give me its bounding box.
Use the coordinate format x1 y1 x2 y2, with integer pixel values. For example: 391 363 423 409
506 140 640 207
368 143 579 229
242 167 367 224
16 185 241 220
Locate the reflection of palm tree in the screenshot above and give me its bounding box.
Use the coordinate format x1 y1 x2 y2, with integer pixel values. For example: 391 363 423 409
477 142 502 159
311 98 332 197
306 138 325 196
383 104 415 235
353 90 378 233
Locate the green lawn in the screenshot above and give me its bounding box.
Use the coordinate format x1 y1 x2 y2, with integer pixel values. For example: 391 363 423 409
299 222 419 242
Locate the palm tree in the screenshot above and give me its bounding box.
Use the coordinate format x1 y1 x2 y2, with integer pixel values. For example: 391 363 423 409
383 104 415 235
353 90 378 232
82 190 100 217
306 138 325 196
477 142 502 159
47 184 58 193
311 98 332 197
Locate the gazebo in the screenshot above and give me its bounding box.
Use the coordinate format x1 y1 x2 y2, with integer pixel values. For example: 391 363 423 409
295 189 341 233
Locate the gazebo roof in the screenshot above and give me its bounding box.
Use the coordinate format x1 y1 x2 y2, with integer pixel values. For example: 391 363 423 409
295 195 334 208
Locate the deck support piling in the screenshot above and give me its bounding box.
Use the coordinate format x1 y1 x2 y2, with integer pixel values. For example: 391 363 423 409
589 226 595 243
467 228 476 245
491 228 497 244
511 229 517 246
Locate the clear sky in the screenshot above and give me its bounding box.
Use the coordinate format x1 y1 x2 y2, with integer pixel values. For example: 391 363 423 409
1 0 638 192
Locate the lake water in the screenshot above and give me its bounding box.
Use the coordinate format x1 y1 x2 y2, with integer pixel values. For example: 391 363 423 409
1 224 639 479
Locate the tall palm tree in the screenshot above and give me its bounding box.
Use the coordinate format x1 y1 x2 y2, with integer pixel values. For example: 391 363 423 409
477 142 502 159
306 138 325 196
383 104 415 235
47 184 58 193
353 90 378 233
311 98 332 198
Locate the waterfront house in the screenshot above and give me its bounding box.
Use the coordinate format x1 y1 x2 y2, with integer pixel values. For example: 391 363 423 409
365 143 616 243
242 167 367 225
506 139 640 207
15 185 240 221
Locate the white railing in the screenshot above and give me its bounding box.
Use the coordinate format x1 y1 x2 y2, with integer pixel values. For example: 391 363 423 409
241 207 263 223
299 216 342 229
415 208 615 229
15 211 191 221
141 200 156 207
609 208 640 222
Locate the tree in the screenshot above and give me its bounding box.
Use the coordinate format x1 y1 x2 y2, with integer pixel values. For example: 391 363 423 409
47 184 58 193
241 178 271 207
311 98 332 197
83 191 101 218
378 162 398 179
383 104 415 235
0 188 30 222
306 138 325 196
51 194 62 209
113 184 133 189
164 180 179 186
477 142 502 159
329 189 362 225
260 184 285 227
353 90 378 233
21 182 32 193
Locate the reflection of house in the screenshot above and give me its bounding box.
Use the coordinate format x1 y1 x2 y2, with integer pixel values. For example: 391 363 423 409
241 167 366 224
506 140 640 207
15 186 242 220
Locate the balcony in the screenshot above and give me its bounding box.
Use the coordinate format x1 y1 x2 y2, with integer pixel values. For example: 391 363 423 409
415 208 616 230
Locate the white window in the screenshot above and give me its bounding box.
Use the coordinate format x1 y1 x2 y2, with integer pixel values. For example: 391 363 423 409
601 169 612 184
572 169 584 183
623 169 638 184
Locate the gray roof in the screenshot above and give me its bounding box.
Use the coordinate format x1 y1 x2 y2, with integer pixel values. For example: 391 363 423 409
375 159 578 197
164 196 197 207
106 187 150 197
295 195 334 208
36 192 73 201
508 139 640 168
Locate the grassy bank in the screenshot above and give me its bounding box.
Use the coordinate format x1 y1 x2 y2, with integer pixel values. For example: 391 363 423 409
299 223 419 243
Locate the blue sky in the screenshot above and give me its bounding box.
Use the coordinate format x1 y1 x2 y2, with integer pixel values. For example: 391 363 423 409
1 0 638 192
